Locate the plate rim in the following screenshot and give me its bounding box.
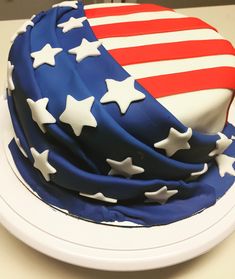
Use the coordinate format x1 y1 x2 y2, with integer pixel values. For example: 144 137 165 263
1 96 235 271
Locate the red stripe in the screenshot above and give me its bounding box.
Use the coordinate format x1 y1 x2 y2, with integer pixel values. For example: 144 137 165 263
137 67 235 98
92 17 216 39
85 4 172 18
109 40 235 66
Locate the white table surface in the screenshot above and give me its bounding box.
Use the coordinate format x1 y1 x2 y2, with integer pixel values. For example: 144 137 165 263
1 4 235 278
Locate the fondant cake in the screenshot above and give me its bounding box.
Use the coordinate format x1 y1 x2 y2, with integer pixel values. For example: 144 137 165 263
6 1 235 226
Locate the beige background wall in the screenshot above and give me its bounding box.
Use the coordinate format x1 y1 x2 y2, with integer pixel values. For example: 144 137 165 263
1 0 235 20
0 0 59 20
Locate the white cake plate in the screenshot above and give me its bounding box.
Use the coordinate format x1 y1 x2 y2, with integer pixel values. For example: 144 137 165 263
1 95 235 271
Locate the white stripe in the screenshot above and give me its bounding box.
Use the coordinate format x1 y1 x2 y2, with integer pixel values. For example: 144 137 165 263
157 89 233 134
100 29 223 50
88 11 186 26
84 3 138 10
123 55 235 79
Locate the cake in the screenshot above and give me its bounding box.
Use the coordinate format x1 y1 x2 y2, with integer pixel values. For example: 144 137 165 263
6 1 235 226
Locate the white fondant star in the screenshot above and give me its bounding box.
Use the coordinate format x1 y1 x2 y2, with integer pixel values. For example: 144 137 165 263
79 192 117 204
68 38 101 63
190 163 208 177
30 148 57 181
30 15 36 20
100 77 146 114
231 135 235 140
57 16 86 33
31 44 63 68
209 132 232 157
52 1 78 9
59 95 97 136
27 98 56 133
106 157 144 178
7 61 15 91
215 154 235 177
145 186 178 204
14 136 28 158
154 127 192 157
11 18 34 43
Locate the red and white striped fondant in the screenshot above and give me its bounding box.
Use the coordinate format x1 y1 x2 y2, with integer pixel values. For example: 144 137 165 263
84 3 235 99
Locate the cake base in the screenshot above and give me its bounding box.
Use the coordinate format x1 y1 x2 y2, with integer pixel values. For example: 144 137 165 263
1 95 235 271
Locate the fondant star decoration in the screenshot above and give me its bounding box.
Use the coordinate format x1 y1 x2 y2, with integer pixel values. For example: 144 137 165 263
11 18 34 43
106 157 144 178
30 148 57 181
59 95 97 136
100 77 146 114
27 98 56 133
14 136 28 158
145 186 178 204
232 135 235 140
31 44 63 68
209 132 232 157
57 16 86 33
154 127 192 157
79 192 117 204
68 38 102 63
190 163 208 177
52 1 78 9
7 61 15 92
215 154 235 177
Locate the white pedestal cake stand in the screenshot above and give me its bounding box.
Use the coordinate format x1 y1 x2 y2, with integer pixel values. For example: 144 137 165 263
0 95 235 271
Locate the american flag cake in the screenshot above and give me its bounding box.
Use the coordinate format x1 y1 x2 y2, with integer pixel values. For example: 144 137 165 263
5 1 235 226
